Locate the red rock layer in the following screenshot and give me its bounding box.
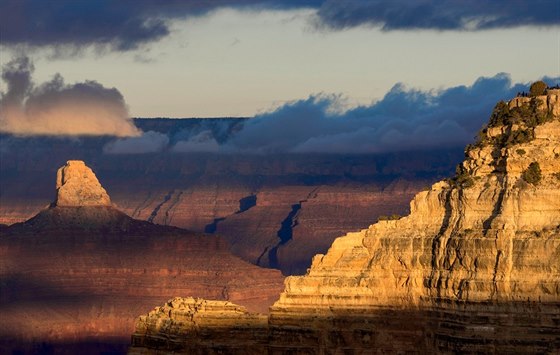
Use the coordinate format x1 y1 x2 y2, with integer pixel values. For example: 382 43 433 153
215 186 318 267
278 183 419 274
0 150 458 275
0 206 284 354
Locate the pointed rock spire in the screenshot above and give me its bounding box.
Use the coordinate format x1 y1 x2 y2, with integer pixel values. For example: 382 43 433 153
55 160 111 207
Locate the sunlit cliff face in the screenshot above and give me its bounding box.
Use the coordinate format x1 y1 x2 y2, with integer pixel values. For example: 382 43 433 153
0 56 140 137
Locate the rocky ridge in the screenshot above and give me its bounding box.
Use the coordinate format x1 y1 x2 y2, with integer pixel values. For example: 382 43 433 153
130 90 560 353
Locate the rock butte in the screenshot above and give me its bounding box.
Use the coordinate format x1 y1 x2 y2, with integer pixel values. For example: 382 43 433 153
0 161 284 354
55 160 111 207
130 90 560 353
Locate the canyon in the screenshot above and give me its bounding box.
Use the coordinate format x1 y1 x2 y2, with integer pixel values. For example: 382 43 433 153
0 160 284 354
0 127 461 274
130 91 560 353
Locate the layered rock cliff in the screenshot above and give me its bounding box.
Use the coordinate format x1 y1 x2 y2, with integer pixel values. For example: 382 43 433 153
0 161 284 354
130 91 560 353
129 298 269 354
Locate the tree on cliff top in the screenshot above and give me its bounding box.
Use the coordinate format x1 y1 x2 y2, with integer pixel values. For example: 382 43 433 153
529 81 547 97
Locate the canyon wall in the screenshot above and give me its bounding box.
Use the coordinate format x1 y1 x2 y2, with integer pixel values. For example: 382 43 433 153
0 131 461 274
130 92 560 353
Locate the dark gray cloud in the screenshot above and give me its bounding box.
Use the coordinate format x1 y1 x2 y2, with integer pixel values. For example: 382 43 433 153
0 56 34 105
315 0 560 31
0 0 320 52
1 0 556 53
0 56 140 136
221 74 557 153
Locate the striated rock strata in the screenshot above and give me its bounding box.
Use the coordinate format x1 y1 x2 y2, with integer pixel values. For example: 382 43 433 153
130 91 560 353
0 148 451 275
129 298 268 354
0 161 284 354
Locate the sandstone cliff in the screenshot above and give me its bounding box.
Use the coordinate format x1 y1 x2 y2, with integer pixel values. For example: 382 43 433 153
0 161 284 354
130 91 560 353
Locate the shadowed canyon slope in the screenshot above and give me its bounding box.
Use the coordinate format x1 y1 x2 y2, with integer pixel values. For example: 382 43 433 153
131 91 560 353
0 123 462 274
0 161 284 354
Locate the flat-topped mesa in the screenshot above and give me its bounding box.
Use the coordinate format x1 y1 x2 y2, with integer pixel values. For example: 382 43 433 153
55 160 111 207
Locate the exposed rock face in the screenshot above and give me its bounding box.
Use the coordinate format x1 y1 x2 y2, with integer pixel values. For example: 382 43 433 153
509 88 560 116
55 160 111 207
129 184 419 275
0 161 284 354
270 93 560 353
212 184 420 274
130 298 268 354
276 182 420 274
130 93 560 353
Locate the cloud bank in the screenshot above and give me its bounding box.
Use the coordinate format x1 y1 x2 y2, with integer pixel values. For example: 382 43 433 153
0 56 140 137
103 131 168 154
224 73 531 154
0 0 319 52
172 131 221 153
105 73 558 155
1 0 557 52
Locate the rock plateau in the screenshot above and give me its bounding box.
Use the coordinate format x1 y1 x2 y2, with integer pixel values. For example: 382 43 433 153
130 90 560 353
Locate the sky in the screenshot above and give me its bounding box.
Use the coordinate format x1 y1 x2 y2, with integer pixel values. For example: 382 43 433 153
0 0 559 152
